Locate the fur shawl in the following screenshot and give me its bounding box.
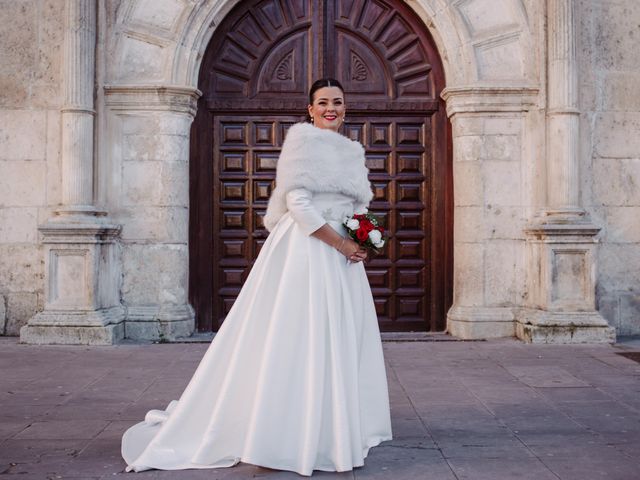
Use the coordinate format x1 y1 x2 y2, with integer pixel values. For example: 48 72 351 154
263 122 373 232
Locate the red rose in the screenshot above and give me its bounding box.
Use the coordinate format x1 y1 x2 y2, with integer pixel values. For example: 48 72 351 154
360 219 374 232
356 227 369 242
378 226 385 234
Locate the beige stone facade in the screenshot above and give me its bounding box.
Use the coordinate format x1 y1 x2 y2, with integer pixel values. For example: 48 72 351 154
0 0 637 344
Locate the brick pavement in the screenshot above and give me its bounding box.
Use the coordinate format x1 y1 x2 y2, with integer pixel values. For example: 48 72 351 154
1 336 639 479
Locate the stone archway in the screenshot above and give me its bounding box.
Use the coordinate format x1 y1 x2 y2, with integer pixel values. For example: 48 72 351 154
99 0 541 341
188 0 452 333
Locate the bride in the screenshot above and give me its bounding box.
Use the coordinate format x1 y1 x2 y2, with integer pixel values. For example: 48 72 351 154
121 78 393 476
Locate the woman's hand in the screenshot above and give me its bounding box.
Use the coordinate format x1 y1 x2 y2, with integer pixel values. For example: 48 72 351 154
338 238 367 263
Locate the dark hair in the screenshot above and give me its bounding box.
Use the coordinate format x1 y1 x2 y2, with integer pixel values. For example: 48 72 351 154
307 78 345 122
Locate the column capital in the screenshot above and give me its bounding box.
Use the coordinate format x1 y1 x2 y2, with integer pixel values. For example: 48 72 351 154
104 85 202 117
440 85 539 117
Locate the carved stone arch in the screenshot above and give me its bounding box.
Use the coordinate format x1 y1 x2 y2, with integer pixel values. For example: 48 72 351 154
108 0 538 89
187 0 455 332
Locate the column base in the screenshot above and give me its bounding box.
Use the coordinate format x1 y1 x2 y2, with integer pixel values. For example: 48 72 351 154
515 308 616 344
20 307 125 345
124 304 195 342
447 306 516 339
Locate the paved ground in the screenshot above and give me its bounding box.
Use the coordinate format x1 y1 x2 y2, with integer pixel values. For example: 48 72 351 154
1 336 640 480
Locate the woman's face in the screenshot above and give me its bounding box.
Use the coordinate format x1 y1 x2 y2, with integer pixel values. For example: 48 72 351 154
308 86 345 132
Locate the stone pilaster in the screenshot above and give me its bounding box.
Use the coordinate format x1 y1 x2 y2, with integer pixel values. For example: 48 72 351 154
517 0 615 344
104 85 201 341
21 0 124 345
441 86 538 339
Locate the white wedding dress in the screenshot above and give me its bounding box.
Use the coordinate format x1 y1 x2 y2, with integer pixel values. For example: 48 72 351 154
121 188 393 476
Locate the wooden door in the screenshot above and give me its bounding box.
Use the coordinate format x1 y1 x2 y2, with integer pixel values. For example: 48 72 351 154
190 0 452 332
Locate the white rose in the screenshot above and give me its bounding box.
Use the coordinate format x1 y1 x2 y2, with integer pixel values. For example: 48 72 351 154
374 239 385 249
346 218 360 230
368 229 382 243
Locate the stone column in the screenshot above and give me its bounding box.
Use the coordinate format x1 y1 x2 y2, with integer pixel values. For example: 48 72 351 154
58 0 98 217
544 0 584 222
20 0 124 345
517 0 615 343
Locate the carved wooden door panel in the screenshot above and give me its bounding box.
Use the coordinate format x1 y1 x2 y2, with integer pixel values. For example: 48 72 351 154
190 0 452 332
212 117 298 319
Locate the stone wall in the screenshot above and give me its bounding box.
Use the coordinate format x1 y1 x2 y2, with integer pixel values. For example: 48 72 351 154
1 0 639 340
0 1 63 334
578 0 640 335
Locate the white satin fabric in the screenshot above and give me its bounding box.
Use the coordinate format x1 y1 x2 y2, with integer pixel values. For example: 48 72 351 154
121 189 393 476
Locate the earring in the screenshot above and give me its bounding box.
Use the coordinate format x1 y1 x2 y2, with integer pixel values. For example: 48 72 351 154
310 116 314 123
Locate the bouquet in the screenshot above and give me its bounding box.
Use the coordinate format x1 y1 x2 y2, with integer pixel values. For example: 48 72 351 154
343 212 387 254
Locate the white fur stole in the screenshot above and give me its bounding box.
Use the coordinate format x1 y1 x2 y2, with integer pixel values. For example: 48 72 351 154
263 122 373 232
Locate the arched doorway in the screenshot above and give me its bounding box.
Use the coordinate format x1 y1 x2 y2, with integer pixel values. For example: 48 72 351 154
189 0 452 332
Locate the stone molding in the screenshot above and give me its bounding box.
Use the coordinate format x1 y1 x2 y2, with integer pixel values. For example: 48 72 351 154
447 306 516 339
441 85 540 116
525 223 601 240
104 84 202 116
125 304 195 341
516 309 615 344
38 221 122 243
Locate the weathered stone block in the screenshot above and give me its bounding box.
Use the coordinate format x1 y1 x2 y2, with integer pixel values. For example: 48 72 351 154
601 72 640 112
0 111 46 160
453 162 483 206
20 323 125 345
6 292 38 335
594 113 640 158
597 295 619 330
0 1 36 68
455 135 483 162
130 0 186 33
592 2 640 71
118 206 188 242
122 161 163 206
483 160 521 206
0 69 30 106
0 207 37 243
451 116 484 136
484 135 520 162
160 161 189 206
486 206 525 240
448 306 515 339
619 294 640 336
0 160 46 206
123 133 189 162
0 294 6 334
125 315 193 342
485 241 519 305
454 206 484 242
30 0 64 108
121 243 188 305
0 245 44 292
599 244 640 292
603 206 640 243
117 36 167 82
592 158 640 206
476 38 525 81
457 0 520 39
484 117 522 135
453 242 484 306
45 110 62 205
122 114 192 136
